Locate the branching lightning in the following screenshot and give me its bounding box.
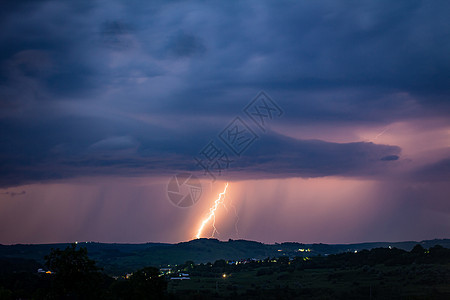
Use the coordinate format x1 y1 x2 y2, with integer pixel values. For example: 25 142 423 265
196 182 229 239
231 201 240 238
366 127 390 142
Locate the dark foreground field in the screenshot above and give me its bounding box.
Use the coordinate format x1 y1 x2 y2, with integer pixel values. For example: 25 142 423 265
168 254 450 299
0 240 449 299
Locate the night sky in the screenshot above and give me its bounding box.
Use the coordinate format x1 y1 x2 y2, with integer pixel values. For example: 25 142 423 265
0 0 449 244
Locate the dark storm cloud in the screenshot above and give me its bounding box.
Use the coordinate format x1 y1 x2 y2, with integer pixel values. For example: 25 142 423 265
411 158 450 182
100 20 136 51
0 111 402 186
165 31 206 58
234 133 402 179
0 190 25 197
0 0 449 186
381 155 399 161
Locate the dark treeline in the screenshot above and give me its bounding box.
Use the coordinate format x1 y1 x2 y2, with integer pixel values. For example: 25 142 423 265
0 243 449 299
178 244 450 275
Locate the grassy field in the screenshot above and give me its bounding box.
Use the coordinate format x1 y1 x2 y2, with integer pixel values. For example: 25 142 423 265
168 263 450 299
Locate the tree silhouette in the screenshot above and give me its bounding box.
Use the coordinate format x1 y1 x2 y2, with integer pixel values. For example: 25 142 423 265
45 243 104 299
411 244 425 255
129 267 167 299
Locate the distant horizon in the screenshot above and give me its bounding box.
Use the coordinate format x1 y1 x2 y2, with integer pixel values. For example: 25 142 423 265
3 236 450 247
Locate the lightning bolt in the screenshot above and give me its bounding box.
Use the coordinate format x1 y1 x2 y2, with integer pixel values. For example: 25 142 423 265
231 200 240 238
366 127 390 142
196 182 229 239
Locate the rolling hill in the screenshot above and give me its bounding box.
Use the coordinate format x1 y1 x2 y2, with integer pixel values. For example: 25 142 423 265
1 238 449 275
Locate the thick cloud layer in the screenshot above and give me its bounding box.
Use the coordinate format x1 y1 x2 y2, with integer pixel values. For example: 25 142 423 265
1 0 449 186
